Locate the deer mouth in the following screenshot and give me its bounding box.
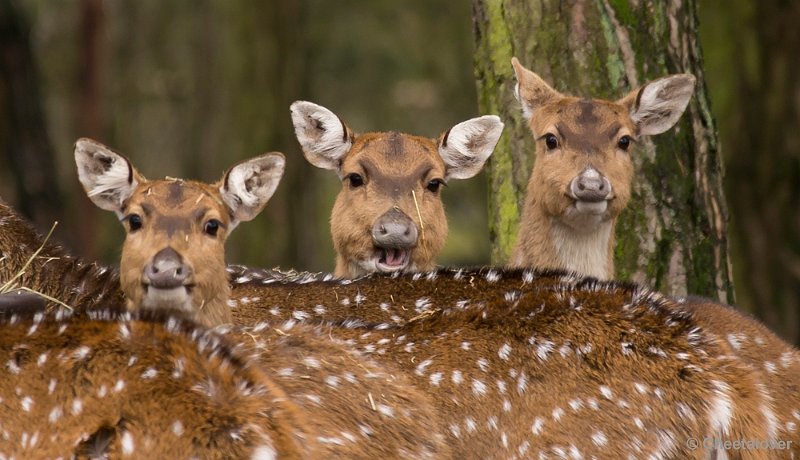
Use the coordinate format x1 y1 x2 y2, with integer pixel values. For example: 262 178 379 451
574 199 608 215
374 247 411 272
141 283 195 312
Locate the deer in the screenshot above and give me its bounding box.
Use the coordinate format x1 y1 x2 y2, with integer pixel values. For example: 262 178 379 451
74 138 285 327
0 198 123 313
0 190 798 457
2 267 797 460
0 307 448 459
290 101 503 278
508 57 696 280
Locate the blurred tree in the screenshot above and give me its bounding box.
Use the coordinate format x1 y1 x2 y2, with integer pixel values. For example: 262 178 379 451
473 0 735 304
701 0 800 342
0 0 62 230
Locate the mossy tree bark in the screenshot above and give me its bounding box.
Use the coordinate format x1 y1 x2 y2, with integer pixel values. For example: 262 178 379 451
473 0 735 304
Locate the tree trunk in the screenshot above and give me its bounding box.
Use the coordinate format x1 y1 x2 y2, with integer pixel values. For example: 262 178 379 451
473 0 735 304
0 0 63 231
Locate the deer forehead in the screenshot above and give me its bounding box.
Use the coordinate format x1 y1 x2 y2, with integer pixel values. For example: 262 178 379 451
343 132 446 180
126 181 230 230
533 98 635 150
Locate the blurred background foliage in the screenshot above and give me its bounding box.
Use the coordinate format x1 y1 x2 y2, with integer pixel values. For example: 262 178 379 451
1 0 798 341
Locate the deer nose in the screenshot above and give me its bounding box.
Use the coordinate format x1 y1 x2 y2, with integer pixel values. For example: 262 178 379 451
570 168 611 203
143 247 191 289
371 208 419 249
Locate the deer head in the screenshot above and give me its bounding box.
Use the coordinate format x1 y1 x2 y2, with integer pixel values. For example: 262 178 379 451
75 138 284 326
510 57 695 279
290 101 503 278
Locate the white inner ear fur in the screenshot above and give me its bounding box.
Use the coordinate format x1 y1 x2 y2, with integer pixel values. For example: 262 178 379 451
290 101 352 172
513 82 534 120
439 115 504 180
74 138 137 217
221 153 285 229
631 74 696 135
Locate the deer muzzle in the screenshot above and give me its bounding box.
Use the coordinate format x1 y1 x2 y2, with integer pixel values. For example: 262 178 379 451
143 247 192 290
370 208 418 272
569 167 612 214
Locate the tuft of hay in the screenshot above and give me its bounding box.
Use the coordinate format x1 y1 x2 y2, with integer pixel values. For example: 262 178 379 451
0 221 73 311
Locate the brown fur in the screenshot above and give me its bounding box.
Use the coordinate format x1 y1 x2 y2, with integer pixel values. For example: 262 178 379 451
74 138 285 327
0 308 449 458
511 97 634 278
228 266 798 459
119 179 234 326
0 200 123 311
0 197 798 457
331 132 449 277
291 102 501 278
509 58 695 280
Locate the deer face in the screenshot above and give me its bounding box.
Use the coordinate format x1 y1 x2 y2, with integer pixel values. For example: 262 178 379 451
525 97 637 230
512 58 695 232
290 101 503 278
75 139 285 326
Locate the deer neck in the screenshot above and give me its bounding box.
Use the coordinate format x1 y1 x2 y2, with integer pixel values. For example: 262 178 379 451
512 198 616 279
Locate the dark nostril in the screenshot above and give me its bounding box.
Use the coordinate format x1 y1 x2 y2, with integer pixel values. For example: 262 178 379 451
579 183 586 191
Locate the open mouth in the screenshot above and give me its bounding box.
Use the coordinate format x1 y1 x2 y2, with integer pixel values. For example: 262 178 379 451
374 247 411 272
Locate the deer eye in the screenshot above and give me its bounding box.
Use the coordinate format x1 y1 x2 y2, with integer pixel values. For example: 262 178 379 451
544 133 559 150
618 135 633 151
127 214 142 232
346 173 364 188
426 179 445 193
204 219 222 237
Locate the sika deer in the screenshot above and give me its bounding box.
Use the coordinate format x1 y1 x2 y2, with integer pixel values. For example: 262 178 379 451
74 138 285 326
509 57 696 279
0 196 798 457
226 266 800 459
0 199 122 312
290 101 503 278
0 308 447 458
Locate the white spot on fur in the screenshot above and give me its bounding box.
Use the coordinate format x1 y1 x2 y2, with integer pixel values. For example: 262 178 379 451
172 421 184 436
472 379 487 396
531 417 545 435
498 343 512 360
709 380 733 436
71 399 83 415
141 368 157 379
377 404 395 418
20 396 33 412
430 372 443 386
48 406 62 423
415 359 433 376
251 445 277 460
600 385 613 400
552 407 564 421
726 333 744 350
452 370 463 385
121 431 135 456
592 431 608 447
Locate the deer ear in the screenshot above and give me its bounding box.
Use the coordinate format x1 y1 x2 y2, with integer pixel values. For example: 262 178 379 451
511 57 560 120
618 74 696 135
439 115 503 180
220 152 285 228
290 101 353 172
74 138 141 217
